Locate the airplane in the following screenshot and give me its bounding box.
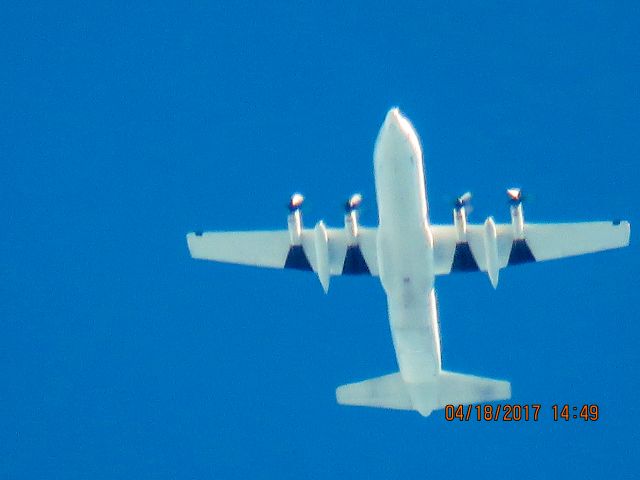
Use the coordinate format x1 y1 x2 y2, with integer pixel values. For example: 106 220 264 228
186 108 630 417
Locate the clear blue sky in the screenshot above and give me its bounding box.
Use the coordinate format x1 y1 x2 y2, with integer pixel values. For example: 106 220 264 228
2 2 639 478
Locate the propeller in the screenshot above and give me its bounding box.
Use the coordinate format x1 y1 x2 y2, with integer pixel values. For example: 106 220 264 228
506 187 524 205
288 193 305 212
454 191 473 211
344 193 363 213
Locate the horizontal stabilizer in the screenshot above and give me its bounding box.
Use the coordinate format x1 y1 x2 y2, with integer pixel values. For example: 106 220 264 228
435 371 511 407
336 371 510 416
336 373 412 411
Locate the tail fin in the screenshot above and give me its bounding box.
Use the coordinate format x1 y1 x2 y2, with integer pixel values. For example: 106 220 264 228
336 370 511 417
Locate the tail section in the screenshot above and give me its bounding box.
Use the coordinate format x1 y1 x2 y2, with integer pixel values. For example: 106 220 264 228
336 370 511 417
336 373 413 411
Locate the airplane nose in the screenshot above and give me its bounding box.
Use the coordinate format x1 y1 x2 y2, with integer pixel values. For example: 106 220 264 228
382 107 416 141
375 107 423 162
383 107 414 138
384 107 402 128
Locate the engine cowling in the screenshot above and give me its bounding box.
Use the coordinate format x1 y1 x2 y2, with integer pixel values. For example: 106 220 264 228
507 188 525 239
344 193 362 243
287 193 304 244
453 192 472 241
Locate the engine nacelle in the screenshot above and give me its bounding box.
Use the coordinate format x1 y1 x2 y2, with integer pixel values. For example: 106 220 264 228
507 188 524 239
453 192 471 241
287 193 304 245
453 207 468 241
344 194 362 244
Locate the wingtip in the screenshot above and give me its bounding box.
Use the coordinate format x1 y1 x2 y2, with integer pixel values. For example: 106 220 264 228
625 221 631 246
185 231 204 258
613 220 631 246
335 386 346 405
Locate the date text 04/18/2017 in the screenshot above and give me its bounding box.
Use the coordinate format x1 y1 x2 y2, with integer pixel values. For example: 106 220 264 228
444 404 600 422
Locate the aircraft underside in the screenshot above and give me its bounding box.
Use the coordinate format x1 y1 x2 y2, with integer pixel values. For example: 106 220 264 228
187 108 630 417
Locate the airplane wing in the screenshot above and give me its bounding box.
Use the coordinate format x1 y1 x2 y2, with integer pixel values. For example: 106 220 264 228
187 226 379 284
432 220 630 278
188 219 629 288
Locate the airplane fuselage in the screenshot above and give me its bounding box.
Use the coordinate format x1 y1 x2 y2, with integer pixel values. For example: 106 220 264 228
373 109 442 412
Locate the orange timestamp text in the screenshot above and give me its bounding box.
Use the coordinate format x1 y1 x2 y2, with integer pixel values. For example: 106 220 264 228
445 403 541 421
444 404 600 422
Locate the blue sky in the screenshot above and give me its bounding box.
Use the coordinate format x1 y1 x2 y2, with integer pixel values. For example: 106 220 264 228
2 2 639 478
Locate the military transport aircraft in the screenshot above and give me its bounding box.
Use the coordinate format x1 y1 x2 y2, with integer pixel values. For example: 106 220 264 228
187 108 630 416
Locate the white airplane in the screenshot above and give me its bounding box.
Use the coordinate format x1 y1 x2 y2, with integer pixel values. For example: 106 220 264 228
187 108 630 417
